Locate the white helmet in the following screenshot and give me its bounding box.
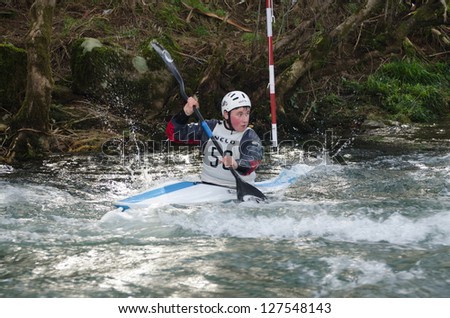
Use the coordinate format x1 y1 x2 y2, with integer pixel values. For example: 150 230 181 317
221 91 251 114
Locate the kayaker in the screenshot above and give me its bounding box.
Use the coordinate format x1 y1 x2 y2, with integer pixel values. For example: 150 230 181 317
166 90 264 188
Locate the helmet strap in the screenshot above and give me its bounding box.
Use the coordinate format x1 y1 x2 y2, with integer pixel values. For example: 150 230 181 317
223 111 235 131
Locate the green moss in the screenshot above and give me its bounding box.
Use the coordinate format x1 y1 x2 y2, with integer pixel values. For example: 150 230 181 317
140 35 181 71
157 2 185 30
93 17 113 34
182 0 226 16
62 13 113 38
322 94 346 107
71 38 124 94
241 32 263 43
345 2 360 14
0 43 27 113
62 16 78 36
309 29 332 69
369 32 390 51
71 37 174 117
194 26 210 37
119 27 140 38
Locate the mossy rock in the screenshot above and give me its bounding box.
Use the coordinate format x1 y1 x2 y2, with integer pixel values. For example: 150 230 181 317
0 43 27 114
71 37 172 119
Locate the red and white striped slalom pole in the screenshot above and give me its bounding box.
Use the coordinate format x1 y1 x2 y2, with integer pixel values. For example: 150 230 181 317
266 0 278 150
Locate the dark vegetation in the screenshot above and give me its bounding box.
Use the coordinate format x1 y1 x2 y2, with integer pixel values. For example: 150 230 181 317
0 0 449 162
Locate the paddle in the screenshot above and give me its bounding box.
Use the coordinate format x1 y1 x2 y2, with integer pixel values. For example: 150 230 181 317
150 40 267 201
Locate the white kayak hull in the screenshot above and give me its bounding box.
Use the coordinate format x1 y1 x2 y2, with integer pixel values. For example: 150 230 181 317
114 168 299 210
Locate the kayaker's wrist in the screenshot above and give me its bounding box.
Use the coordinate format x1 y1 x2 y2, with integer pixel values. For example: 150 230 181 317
183 96 198 116
183 105 194 116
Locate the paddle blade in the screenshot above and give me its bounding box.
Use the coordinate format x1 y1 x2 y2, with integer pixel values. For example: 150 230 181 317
150 40 188 101
235 177 267 202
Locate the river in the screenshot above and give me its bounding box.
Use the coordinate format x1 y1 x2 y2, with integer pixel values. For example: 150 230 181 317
1 124 449 298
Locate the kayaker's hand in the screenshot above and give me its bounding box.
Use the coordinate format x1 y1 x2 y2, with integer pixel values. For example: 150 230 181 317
183 96 199 116
222 155 238 170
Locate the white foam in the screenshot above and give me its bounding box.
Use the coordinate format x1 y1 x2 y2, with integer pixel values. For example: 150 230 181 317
0 182 76 207
157 202 450 246
0 165 13 174
317 256 424 296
